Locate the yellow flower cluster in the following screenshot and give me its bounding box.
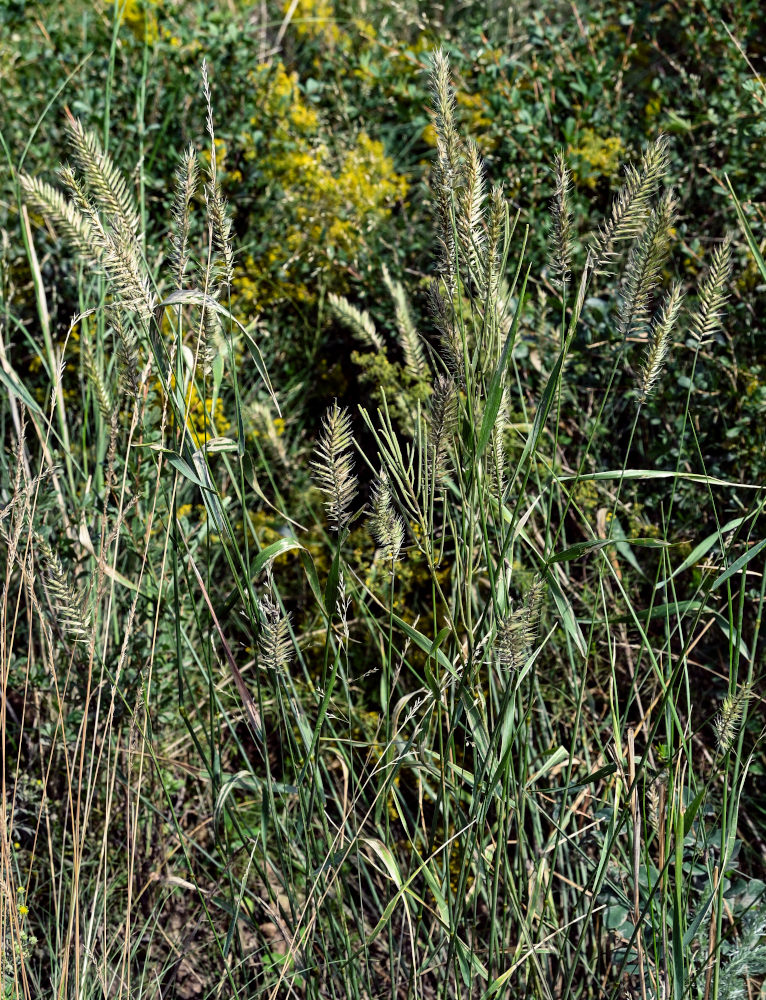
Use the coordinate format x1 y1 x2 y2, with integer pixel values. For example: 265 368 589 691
234 61 408 309
111 0 159 45
182 380 231 446
284 0 340 45
568 128 625 190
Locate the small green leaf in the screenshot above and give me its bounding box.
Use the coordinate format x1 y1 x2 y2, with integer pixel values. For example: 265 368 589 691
710 537 766 591
324 546 342 616
252 538 303 577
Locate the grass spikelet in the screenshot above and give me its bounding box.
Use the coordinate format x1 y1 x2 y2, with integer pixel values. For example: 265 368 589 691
549 150 573 287
715 686 750 755
202 61 234 290
170 144 199 290
484 183 506 301
495 575 546 670
430 48 461 190
36 534 91 640
312 401 358 531
430 281 463 384
329 292 385 351
382 265 428 381
110 310 141 398
430 49 463 294
690 236 732 346
594 134 670 269
369 469 405 563
82 338 113 420
65 117 141 236
638 280 683 402
19 173 97 263
428 373 458 484
619 189 677 339
457 140 486 288
100 213 155 320
486 387 509 495
258 595 293 676
205 182 234 290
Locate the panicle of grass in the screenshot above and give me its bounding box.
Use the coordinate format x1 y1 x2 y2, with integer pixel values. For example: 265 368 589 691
369 469 405 563
638 280 684 402
430 49 462 295
428 373 458 485
202 61 234 290
204 183 234 291
594 134 670 269
101 213 156 320
199 305 220 379
484 183 505 301
715 685 751 755
82 337 113 420
382 265 428 381
109 310 141 398
311 401 358 531
430 281 463 384
19 173 97 264
258 595 293 675
618 189 677 340
495 575 546 670
486 387 509 495
457 140 486 288
51 162 155 318
65 117 141 236
430 48 461 192
249 399 289 467
690 235 732 346
328 293 385 351
170 144 199 290
549 150 573 286
36 534 91 640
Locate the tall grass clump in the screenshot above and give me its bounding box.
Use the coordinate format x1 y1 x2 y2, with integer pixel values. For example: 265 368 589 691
1 45 764 1000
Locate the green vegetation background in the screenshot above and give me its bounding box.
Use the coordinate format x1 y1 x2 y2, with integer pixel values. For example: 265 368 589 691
1 1 765 998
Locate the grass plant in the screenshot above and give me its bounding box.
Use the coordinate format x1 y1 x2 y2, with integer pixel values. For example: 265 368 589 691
1 32 764 1000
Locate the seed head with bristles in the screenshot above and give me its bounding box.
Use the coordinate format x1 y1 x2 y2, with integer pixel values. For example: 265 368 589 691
430 281 463 385
201 62 234 290
383 265 428 381
36 534 91 640
369 470 405 563
311 401 358 531
549 150 573 287
619 189 677 340
690 236 732 347
430 49 461 191
19 173 97 263
428 373 458 485
495 576 546 670
457 140 486 289
82 338 114 420
484 183 506 302
715 686 750 755
638 281 684 403
170 145 199 290
258 595 293 676
593 134 670 270
486 387 509 496
328 293 385 352
430 49 464 295
110 310 141 398
65 117 141 236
